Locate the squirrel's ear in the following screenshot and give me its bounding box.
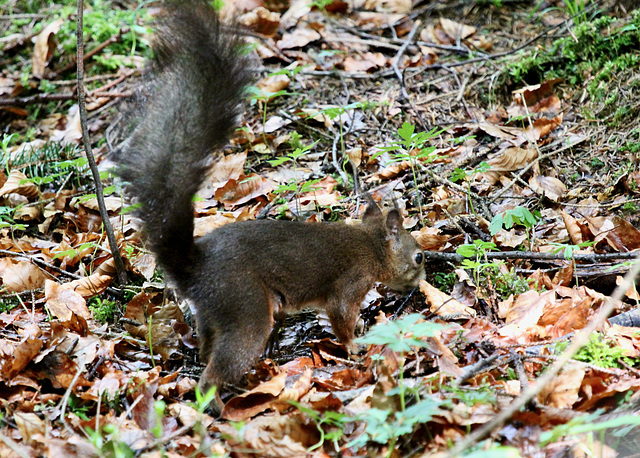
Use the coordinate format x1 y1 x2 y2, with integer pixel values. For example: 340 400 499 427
362 195 383 221
385 209 403 236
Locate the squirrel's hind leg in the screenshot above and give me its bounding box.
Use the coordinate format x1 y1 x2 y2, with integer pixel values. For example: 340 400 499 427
197 283 275 411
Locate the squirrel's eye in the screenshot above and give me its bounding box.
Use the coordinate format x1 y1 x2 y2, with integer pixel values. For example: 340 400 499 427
414 251 424 265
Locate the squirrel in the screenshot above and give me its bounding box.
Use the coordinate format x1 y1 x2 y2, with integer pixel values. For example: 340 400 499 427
114 0 426 400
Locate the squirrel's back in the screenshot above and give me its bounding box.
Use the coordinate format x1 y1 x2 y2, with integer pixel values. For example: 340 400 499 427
115 0 250 288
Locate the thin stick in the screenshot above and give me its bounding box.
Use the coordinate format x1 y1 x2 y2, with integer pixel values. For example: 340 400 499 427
76 0 127 285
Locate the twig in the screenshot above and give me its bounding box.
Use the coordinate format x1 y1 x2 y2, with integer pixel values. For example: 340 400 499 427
391 19 421 101
76 0 127 285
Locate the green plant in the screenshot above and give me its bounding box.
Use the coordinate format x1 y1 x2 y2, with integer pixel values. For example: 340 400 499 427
348 314 448 457
433 271 457 292
555 333 634 369
86 423 135 458
456 240 499 288
622 202 639 214
372 122 443 220
489 206 541 249
491 266 530 299
449 161 491 216
268 137 321 216
290 401 350 452
320 100 377 185
248 66 305 147
540 409 640 448
88 298 120 324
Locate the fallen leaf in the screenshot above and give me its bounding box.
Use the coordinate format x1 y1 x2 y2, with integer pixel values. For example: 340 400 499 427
32 19 64 78
420 279 476 317
537 365 585 408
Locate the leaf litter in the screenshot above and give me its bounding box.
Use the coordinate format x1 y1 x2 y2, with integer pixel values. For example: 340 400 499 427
1 0 640 456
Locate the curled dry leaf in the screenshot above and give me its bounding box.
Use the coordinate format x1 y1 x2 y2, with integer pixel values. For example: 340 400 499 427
32 18 64 78
419 279 476 317
1 259 47 293
44 280 91 334
167 403 214 429
238 7 280 36
14 204 42 222
222 372 287 421
277 367 312 403
509 78 563 117
529 175 566 201
587 216 640 251
257 73 291 95
218 412 316 456
50 104 82 145
537 365 585 408
561 210 584 245
411 226 451 251
0 170 40 199
62 258 115 298
2 324 43 379
524 113 563 143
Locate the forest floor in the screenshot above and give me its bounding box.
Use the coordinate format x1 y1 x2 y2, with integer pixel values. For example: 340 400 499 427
1 0 640 456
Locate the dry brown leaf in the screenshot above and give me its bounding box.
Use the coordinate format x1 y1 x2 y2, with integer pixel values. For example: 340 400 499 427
32 19 64 78
493 228 527 249
14 411 46 445
537 365 585 408
363 0 410 12
524 113 563 142
503 289 553 326
214 173 276 207
488 147 538 171
2 324 43 379
346 147 362 168
509 78 563 117
551 263 573 287
411 226 451 251
257 73 291 94
0 169 39 199
561 210 584 245
1 259 47 292
222 372 287 421
238 7 280 36
343 52 387 72
529 175 566 201
439 18 476 41
277 27 321 50
63 258 115 298
44 280 90 334
586 216 640 251
218 412 317 455
166 403 214 429
50 104 82 145
420 279 476 317
201 152 247 198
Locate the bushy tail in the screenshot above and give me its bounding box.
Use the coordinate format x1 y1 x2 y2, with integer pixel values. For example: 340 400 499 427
115 0 250 286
